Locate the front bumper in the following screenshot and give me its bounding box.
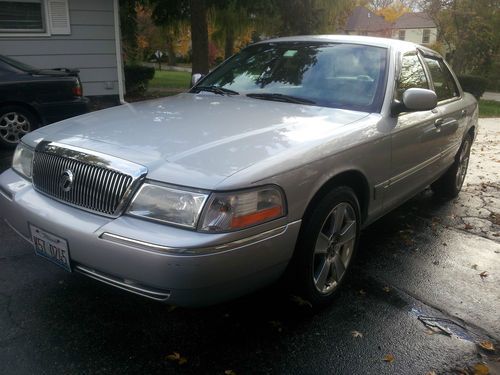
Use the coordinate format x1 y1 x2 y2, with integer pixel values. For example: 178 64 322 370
0 168 301 306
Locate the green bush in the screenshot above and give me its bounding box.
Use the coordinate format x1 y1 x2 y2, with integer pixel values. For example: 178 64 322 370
124 65 155 94
458 75 488 99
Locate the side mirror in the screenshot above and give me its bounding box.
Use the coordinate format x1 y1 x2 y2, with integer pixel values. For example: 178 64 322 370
392 88 437 116
191 73 204 87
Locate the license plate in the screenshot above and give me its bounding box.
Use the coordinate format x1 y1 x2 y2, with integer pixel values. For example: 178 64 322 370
30 224 71 272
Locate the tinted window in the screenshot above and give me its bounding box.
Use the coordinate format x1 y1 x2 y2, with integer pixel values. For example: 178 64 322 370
396 53 428 100
198 42 388 112
424 57 459 101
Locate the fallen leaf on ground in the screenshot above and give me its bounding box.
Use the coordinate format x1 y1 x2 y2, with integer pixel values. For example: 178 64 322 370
383 286 391 293
479 340 495 351
464 223 474 230
471 264 479 270
166 352 188 365
268 321 283 332
479 271 489 280
225 370 237 375
426 371 437 375
166 305 178 313
358 289 366 296
351 330 363 338
473 363 490 375
290 294 313 308
383 354 395 363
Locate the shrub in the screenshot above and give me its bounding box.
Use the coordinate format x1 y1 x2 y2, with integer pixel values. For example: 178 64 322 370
458 75 488 99
124 65 155 94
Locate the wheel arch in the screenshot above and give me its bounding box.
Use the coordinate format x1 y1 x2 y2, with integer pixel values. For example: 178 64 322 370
302 169 371 225
0 101 43 126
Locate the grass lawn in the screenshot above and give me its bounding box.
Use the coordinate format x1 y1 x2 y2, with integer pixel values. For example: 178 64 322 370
149 70 191 90
479 100 500 118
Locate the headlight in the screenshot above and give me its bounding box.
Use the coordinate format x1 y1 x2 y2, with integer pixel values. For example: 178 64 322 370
127 183 209 228
12 143 34 179
199 186 286 232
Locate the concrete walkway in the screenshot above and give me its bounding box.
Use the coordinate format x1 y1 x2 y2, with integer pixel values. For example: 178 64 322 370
482 92 500 102
142 62 191 73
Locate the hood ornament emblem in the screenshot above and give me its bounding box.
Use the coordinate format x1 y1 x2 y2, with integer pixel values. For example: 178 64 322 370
59 169 74 192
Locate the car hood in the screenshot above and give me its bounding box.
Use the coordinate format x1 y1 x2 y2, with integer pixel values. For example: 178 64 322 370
30 93 369 189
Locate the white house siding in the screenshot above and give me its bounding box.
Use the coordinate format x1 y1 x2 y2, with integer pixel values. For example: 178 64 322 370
0 0 119 99
393 28 438 46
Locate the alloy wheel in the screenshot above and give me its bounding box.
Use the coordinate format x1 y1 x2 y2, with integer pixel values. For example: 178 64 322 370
0 111 31 144
312 202 357 295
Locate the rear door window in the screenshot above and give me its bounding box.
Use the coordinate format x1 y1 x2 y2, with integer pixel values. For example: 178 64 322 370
423 56 459 102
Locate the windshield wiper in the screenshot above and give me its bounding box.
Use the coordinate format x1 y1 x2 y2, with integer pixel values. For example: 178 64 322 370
192 85 239 96
246 92 316 105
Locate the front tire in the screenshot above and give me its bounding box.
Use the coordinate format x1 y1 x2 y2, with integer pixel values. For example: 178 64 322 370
0 105 38 148
294 186 361 307
431 134 472 199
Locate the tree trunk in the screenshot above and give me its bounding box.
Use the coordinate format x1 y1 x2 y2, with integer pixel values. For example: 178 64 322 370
224 30 234 60
190 0 209 75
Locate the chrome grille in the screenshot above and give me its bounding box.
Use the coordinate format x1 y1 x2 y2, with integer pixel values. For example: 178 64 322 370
32 142 147 217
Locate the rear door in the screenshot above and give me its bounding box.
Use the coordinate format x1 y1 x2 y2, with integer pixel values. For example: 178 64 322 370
421 54 465 170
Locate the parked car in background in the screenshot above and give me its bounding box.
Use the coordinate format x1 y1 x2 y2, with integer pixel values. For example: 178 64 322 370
0 36 478 307
0 55 89 148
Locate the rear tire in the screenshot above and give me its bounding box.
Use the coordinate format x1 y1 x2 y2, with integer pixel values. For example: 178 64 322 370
293 186 361 307
0 105 38 148
431 134 472 199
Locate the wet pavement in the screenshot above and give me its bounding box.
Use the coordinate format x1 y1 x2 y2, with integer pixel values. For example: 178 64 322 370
0 119 499 374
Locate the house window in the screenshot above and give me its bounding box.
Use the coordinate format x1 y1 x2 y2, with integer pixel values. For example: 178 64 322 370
398 30 406 40
422 29 431 44
0 0 45 33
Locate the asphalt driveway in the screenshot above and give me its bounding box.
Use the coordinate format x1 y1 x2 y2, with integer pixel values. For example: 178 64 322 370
0 119 499 374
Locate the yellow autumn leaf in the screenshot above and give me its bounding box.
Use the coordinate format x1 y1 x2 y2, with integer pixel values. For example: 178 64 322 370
383 286 391 293
426 371 437 375
479 340 495 351
225 370 237 375
473 363 490 375
383 354 395 363
178 357 188 365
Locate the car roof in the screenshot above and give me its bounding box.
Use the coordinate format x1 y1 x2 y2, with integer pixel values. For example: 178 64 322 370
256 34 440 56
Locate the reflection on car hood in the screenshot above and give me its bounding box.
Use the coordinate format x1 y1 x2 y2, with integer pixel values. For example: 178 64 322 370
31 93 369 189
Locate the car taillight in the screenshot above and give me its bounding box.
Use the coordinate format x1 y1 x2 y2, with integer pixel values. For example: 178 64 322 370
72 79 82 97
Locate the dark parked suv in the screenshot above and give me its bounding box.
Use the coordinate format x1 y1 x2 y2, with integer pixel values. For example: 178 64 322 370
0 55 89 148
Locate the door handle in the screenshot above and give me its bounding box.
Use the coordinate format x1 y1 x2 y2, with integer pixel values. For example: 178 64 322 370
461 109 467 117
434 118 444 128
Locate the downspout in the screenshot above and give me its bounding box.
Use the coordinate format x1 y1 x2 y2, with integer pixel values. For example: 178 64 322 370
113 0 126 104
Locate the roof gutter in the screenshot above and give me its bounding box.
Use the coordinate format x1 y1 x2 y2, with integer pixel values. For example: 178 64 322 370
113 0 126 104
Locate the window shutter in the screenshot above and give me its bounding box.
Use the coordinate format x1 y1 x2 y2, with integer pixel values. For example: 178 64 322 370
47 0 71 35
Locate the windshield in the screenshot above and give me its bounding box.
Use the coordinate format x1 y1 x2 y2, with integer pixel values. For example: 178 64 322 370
196 42 388 112
0 55 36 72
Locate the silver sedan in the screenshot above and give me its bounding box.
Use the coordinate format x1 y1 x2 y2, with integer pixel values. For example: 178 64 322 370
0 35 478 307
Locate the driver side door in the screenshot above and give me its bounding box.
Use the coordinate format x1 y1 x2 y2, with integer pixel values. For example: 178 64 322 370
385 51 443 211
